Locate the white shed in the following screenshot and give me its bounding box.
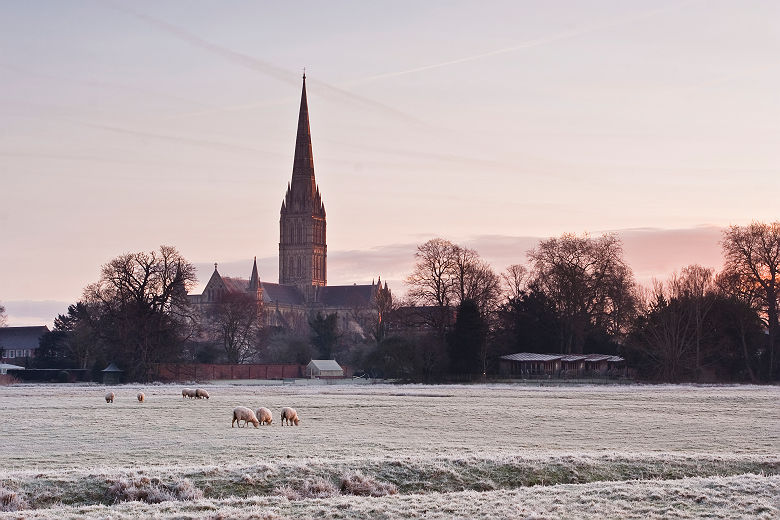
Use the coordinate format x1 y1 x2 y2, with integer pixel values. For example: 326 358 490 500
1 363 25 375
306 359 344 378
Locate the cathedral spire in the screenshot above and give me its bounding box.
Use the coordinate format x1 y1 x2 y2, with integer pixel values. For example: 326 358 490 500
249 256 259 290
279 74 327 292
292 73 315 188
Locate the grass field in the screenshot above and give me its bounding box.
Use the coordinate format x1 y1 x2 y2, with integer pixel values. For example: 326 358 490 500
1 383 778 519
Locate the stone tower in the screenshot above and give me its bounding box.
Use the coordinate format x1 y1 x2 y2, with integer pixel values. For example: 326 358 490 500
279 74 327 299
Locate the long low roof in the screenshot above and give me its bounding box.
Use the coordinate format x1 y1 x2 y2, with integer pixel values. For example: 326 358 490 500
500 352 624 362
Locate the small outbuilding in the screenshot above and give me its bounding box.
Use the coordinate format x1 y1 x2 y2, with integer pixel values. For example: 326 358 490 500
0 363 25 375
306 359 344 378
101 362 123 384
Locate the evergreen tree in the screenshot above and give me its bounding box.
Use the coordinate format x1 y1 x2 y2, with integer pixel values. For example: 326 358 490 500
309 312 340 359
448 299 486 375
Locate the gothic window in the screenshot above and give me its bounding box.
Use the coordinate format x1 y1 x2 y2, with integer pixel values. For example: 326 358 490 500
297 257 302 276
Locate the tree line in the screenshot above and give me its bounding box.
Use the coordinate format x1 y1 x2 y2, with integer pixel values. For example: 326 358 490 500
33 221 780 382
373 221 779 383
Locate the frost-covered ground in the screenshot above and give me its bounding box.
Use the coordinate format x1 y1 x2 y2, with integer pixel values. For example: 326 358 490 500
0 383 777 518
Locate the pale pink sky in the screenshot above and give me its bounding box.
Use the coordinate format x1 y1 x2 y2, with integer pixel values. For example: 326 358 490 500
1 1 778 325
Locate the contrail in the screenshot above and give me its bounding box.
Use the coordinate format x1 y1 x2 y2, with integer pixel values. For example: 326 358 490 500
349 1 697 84
0 62 215 109
79 121 283 155
103 2 430 128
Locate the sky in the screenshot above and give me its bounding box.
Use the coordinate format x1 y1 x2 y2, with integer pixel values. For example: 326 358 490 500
1 1 778 325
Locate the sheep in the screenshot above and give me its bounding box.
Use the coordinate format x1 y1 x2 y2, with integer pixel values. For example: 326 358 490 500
182 388 196 399
255 407 273 425
280 407 300 426
232 406 259 428
195 388 210 399
137 392 145 403
105 392 115 403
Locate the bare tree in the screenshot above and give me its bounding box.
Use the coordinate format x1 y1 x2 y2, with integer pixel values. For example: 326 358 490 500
0 301 7 327
716 271 761 382
406 238 459 336
453 248 502 316
502 264 530 301
721 221 780 377
208 291 259 363
406 238 501 336
528 233 638 354
84 245 198 381
679 264 716 380
349 281 394 344
630 275 696 382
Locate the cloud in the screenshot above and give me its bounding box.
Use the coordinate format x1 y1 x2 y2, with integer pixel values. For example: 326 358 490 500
9 226 724 326
3 300 69 327
192 225 725 298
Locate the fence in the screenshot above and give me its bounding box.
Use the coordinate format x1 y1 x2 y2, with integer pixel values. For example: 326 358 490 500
152 363 306 382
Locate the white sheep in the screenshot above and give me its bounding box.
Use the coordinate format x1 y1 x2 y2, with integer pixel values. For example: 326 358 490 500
105 392 115 403
195 388 210 399
182 388 196 399
280 407 300 426
137 392 145 403
232 406 259 428
255 407 273 425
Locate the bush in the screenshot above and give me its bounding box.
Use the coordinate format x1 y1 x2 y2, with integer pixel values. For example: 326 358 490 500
340 471 398 497
0 487 29 512
106 476 203 503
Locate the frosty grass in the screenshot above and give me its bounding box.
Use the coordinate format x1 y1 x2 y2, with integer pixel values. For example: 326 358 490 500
1 383 777 519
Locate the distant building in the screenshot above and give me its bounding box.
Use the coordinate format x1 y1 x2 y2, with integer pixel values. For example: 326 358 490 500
101 362 124 385
189 75 390 335
0 326 49 364
499 352 626 377
306 359 344 378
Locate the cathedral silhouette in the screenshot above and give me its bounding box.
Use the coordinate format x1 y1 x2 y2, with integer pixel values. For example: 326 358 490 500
189 75 388 333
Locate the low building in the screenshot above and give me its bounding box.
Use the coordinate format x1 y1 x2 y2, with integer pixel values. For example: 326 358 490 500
499 352 626 378
0 363 25 375
0 326 49 365
306 359 344 378
101 362 124 384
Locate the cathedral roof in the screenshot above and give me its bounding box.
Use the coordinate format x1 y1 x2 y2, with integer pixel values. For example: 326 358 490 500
319 284 377 307
260 282 306 305
221 276 250 293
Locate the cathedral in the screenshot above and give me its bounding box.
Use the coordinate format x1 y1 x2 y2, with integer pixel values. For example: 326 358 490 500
189 75 389 334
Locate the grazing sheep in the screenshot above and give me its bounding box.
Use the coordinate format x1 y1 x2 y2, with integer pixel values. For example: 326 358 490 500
137 392 145 403
105 392 115 403
195 388 210 399
255 407 273 425
182 388 196 399
232 406 259 428
281 407 300 426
